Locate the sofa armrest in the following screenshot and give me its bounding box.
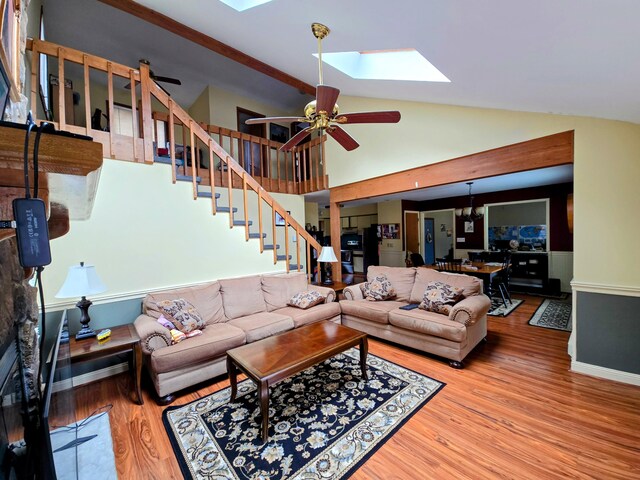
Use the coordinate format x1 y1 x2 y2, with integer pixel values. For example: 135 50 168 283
307 285 336 303
343 283 365 301
449 294 491 326
134 314 172 355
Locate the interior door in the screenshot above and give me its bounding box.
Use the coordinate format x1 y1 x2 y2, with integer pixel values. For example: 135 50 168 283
405 211 420 253
424 218 435 265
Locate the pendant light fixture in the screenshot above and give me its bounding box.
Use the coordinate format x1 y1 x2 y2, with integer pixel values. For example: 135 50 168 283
455 182 485 221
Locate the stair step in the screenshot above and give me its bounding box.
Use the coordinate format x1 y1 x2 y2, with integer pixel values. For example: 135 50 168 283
233 219 253 226
196 192 221 199
277 254 292 261
263 244 280 250
215 206 237 214
249 232 267 239
289 264 304 271
176 174 202 183
154 156 184 167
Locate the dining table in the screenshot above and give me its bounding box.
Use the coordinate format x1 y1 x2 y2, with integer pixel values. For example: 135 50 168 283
423 262 504 297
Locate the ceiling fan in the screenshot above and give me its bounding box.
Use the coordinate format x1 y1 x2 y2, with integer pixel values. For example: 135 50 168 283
246 23 401 152
124 59 182 92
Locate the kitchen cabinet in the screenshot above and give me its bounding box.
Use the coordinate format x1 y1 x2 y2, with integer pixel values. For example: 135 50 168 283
510 252 548 291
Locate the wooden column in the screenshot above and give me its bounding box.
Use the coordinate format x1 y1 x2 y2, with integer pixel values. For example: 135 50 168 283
329 201 342 283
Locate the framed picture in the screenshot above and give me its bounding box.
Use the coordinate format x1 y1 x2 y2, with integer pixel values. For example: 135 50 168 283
275 210 290 227
269 123 289 143
380 223 400 239
464 221 474 233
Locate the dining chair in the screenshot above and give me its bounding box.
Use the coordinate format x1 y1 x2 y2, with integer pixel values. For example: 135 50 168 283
491 252 512 307
410 252 425 267
435 258 463 272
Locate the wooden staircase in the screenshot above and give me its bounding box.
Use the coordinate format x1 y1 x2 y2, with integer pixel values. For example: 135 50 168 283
27 39 329 280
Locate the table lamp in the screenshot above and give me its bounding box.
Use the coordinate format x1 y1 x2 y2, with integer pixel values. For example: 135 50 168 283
317 246 338 285
56 262 107 340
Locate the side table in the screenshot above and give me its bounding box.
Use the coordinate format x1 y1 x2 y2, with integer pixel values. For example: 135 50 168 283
69 323 143 405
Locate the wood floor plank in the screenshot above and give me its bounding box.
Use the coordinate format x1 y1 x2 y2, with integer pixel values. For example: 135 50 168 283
67 294 640 479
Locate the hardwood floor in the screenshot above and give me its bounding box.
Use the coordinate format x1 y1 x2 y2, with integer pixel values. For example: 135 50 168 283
72 295 640 479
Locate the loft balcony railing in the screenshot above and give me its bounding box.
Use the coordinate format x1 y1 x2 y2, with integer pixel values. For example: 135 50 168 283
26 38 328 279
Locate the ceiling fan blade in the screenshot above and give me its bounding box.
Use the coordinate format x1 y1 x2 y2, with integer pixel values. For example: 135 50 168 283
280 127 313 151
316 85 340 114
333 111 401 124
245 116 306 125
327 126 359 151
152 75 182 86
124 82 132 90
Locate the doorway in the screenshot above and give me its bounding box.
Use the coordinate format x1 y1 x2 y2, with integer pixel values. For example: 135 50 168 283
423 218 435 265
404 211 420 255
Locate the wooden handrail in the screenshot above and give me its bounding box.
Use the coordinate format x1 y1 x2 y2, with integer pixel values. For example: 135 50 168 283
27 38 323 278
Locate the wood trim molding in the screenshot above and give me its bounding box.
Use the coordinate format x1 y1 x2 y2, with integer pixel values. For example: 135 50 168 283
571 281 640 297
571 361 640 387
330 130 574 204
97 0 315 96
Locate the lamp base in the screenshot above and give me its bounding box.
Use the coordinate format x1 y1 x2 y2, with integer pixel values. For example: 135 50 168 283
322 278 334 285
76 326 96 340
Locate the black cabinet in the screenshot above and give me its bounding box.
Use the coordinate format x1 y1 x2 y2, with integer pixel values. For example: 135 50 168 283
510 252 548 290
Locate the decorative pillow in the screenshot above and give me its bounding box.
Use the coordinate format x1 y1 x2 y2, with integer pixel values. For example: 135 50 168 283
361 274 397 301
288 291 325 309
419 281 464 315
153 298 205 333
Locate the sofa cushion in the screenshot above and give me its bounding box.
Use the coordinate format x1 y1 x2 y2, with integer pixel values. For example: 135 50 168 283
367 266 416 302
150 323 246 374
152 298 205 333
419 282 464 315
361 274 397 301
261 273 309 311
220 275 267 320
339 300 407 325
288 291 325 309
144 282 225 326
228 312 294 343
410 268 482 303
274 302 341 328
388 309 467 343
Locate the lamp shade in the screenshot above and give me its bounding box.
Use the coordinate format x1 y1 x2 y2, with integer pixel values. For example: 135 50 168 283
55 263 107 298
317 246 338 263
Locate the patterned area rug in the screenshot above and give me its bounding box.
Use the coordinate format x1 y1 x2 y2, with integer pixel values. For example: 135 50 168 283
487 297 524 317
163 348 444 480
528 298 573 331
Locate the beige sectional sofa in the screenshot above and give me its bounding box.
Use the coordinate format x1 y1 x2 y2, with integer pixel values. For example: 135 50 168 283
134 272 338 403
340 266 491 368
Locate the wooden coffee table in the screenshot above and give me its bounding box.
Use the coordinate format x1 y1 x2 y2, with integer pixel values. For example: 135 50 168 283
226 321 368 442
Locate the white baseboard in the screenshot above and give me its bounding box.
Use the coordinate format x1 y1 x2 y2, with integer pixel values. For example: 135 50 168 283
72 362 129 387
571 360 640 386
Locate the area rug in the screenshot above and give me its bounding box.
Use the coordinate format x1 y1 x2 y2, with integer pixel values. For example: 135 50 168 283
528 298 572 331
488 297 524 317
163 348 444 480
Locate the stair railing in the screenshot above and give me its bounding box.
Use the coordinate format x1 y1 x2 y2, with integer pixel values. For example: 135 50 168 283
27 38 326 280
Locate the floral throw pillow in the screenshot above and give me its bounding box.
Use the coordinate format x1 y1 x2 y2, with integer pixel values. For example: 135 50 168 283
361 274 397 301
288 291 325 309
419 281 464 315
153 298 205 333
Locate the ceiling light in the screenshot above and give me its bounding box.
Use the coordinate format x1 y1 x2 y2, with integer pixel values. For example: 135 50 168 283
314 49 450 82
218 0 273 12
455 182 485 221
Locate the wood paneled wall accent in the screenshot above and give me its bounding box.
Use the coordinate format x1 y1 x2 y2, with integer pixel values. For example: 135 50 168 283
97 0 315 96
330 131 574 204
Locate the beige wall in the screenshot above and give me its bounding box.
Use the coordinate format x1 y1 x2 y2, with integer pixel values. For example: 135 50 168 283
304 202 319 230
44 160 304 308
326 96 640 289
188 86 211 124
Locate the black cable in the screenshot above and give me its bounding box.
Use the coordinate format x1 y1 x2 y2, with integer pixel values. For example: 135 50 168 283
36 266 46 384
23 115 36 199
33 122 54 199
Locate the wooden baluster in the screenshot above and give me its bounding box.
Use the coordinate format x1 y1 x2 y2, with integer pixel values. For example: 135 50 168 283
296 151 302 194
314 144 319 192
190 122 197 199
306 241 312 282
181 125 187 175
276 148 281 193
106 62 115 158
258 189 264 252
295 227 301 272
209 139 217 215
227 156 233 228
139 61 154 164
249 137 255 177
284 218 290 272
168 98 176 183
285 151 290 193
83 56 91 136
272 207 277 264
57 47 66 130
243 173 248 241
302 148 308 194
30 42 38 121
129 68 139 162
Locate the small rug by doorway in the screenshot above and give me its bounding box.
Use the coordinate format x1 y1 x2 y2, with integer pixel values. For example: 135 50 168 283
488 297 524 317
528 298 572 331
163 349 444 480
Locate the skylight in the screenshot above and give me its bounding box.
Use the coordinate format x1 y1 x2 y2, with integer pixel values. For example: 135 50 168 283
314 49 450 82
218 0 273 12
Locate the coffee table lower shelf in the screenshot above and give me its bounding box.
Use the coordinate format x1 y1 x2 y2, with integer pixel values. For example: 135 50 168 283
226 321 368 442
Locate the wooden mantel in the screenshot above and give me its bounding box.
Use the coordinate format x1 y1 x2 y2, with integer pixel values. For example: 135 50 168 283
0 123 103 242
